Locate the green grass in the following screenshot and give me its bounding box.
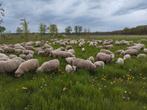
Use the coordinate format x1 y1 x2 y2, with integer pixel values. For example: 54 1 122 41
0 35 147 110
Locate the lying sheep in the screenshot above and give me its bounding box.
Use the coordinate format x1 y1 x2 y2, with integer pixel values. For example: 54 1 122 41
15 59 39 77
94 61 105 69
116 58 124 65
0 58 24 73
96 52 112 63
65 64 76 73
51 50 74 58
70 58 96 71
37 59 60 73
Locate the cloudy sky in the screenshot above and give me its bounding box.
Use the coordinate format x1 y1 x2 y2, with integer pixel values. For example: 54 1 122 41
2 0 147 32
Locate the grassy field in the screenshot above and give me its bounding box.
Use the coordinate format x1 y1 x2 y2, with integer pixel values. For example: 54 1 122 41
0 35 147 110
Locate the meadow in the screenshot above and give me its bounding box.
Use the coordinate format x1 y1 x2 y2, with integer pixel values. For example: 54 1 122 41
0 35 147 110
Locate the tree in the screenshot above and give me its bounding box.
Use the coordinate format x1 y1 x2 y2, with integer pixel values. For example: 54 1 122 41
16 27 23 33
74 25 83 34
20 19 29 36
65 26 72 34
0 26 5 33
48 24 58 35
0 3 4 25
74 26 78 34
39 23 46 35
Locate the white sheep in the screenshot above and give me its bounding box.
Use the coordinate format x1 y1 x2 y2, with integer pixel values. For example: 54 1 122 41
0 58 24 73
70 58 96 71
15 59 39 77
137 54 147 58
51 50 74 58
87 56 95 63
65 64 76 73
94 61 105 69
37 59 60 73
96 52 112 63
116 58 124 65
0 53 9 61
123 54 131 60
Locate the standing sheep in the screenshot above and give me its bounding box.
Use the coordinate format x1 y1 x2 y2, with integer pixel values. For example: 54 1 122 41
96 52 112 63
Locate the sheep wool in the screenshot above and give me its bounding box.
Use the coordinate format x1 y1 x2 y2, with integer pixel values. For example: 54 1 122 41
37 59 60 73
15 59 39 77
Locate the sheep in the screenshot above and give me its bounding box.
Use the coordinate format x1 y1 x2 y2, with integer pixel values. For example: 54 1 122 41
94 61 105 69
116 58 124 65
69 58 96 71
0 58 24 73
15 59 39 77
96 52 112 63
51 50 74 58
65 57 75 64
124 49 139 56
87 56 95 63
65 64 76 73
0 53 9 61
9 54 17 59
123 54 131 60
137 54 147 58
19 54 26 59
37 59 60 73
67 49 75 54
143 48 147 53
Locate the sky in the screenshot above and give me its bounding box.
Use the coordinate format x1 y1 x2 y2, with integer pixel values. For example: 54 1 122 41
2 0 147 32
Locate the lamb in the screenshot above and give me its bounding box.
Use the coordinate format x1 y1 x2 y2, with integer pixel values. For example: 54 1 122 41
116 58 124 65
96 52 112 63
51 50 74 58
94 61 105 69
123 54 131 60
65 64 76 73
0 58 24 73
70 58 96 71
15 59 39 77
37 59 60 73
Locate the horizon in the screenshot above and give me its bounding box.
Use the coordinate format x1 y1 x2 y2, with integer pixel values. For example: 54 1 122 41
2 0 147 32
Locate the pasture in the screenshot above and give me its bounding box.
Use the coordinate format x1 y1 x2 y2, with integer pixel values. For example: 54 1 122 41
0 35 147 110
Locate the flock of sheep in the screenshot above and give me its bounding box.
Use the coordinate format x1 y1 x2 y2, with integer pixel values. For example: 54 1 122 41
0 38 147 78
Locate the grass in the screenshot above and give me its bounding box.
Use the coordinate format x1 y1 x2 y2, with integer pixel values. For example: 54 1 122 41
0 35 147 110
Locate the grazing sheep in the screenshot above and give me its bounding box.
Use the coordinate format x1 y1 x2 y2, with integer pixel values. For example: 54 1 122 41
51 50 74 58
9 54 17 59
137 54 147 58
87 56 95 63
125 49 139 56
70 58 96 71
65 64 76 73
116 58 124 65
0 53 9 61
15 59 39 77
123 54 131 60
65 57 75 64
94 61 105 69
67 49 75 54
0 58 24 73
37 59 60 73
96 52 112 63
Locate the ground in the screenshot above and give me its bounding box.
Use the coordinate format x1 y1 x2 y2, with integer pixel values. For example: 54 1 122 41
0 35 147 110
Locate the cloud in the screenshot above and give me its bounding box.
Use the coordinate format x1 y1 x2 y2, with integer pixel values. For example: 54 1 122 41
2 0 147 32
